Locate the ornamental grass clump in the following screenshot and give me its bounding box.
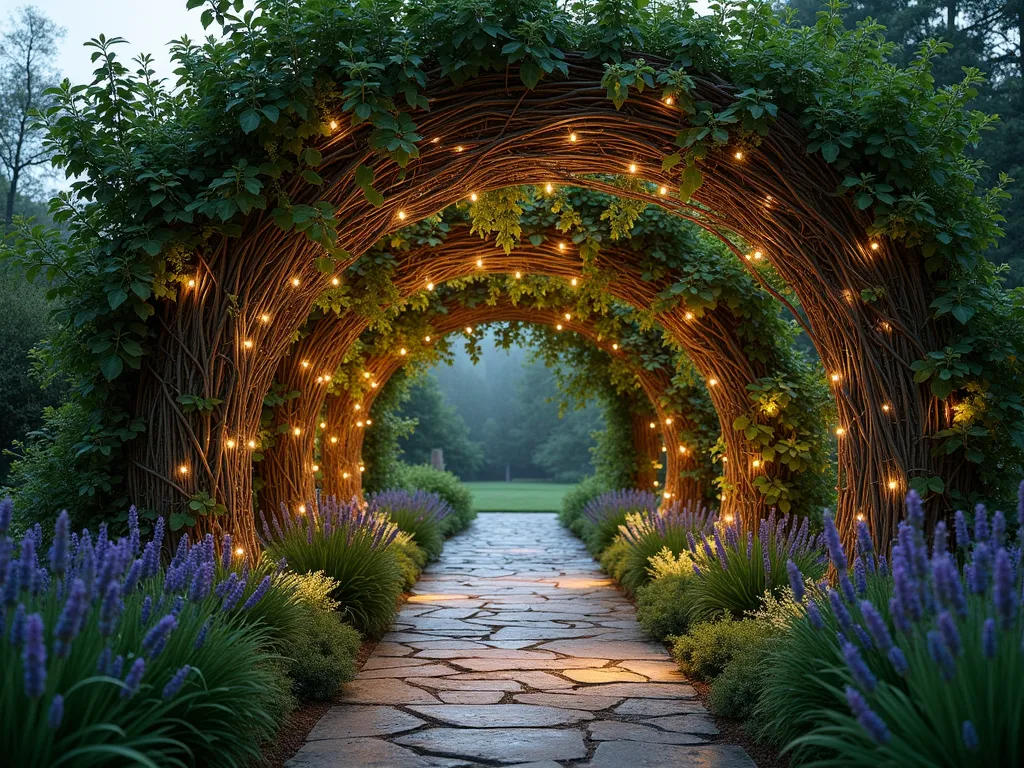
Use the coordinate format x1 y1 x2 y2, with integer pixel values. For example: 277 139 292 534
581 489 659 554
260 497 403 636
617 503 716 592
688 509 827 623
370 488 451 561
773 485 1024 765
0 499 287 766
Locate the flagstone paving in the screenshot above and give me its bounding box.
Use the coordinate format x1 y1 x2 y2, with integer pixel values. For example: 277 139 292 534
287 513 756 768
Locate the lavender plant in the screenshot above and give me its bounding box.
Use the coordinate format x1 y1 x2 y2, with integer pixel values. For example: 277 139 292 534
617 503 716 591
777 485 1024 765
370 488 452 560
0 499 286 766
688 509 828 623
581 489 660 554
260 497 403 635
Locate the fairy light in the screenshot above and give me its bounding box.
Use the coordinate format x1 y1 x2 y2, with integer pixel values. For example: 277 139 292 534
293 427 302 436
301 360 310 369
753 250 763 260
465 326 473 334
399 347 407 356
658 186 667 195
397 211 407 221
312 464 320 473
665 418 673 425
426 281 435 291
331 276 340 286
887 479 898 490
856 513 865 521
242 339 253 349
370 381 379 388
319 421 327 429
545 183 553 194
568 132 578 142
455 145 464 153
476 258 483 268
363 371 371 379
663 96 674 106
556 324 563 330
869 241 880 251
831 372 841 383
835 426 846 437
570 277 578 287
365 419 372 425
752 459 761 468
329 120 338 130
678 445 688 454
359 465 365 473
343 471 351 479
324 374 332 382
469 193 478 202
330 436 338 444
662 445 667 452
649 421 656 429
684 311 694 320
187 278 196 288
724 514 735 524
356 420 364 428
628 162 637 173
431 137 440 144
722 456 728 463
315 375 324 384
514 271 522 279
564 313 571 321
882 403 891 413
558 242 566 251
612 343 619 350
234 546 244 557
226 438 236 449
178 465 188 476
291 277 300 287
653 480 660 487
663 491 672 499
354 404 362 411
708 378 718 386
424 335 431 343
260 313 270 323
298 504 306 514
247 439 257 449
734 150 744 160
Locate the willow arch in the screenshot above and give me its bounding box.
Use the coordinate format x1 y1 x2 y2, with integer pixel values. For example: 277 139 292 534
17 3 1018 557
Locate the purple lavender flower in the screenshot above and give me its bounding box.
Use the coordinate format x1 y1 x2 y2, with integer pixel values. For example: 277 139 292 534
937 611 961 656
842 641 876 692
889 596 911 634
140 595 152 626
142 614 178 659
932 554 968 618
906 490 924 530
823 511 847 573
22 613 46 698
746 530 753 560
170 596 184 615
839 573 857 604
992 548 1015 628
878 555 889 578
2 557 20 606
845 686 889 743
111 655 124 678
0 497 11 534
121 657 145 698
51 511 70 577
220 574 249 612
220 535 233 571
932 521 948 558
98 581 123 637
214 572 238 599
974 504 989 544
969 543 992 595
53 579 87 657
274 557 287 575
853 558 867 596
9 603 26 647
927 630 956 680
954 510 970 549
96 646 112 675
807 600 824 630
194 618 211 650
127 506 140 556
787 559 805 603
123 559 143 594
713 530 728 569
855 521 875 573
162 665 191 699
242 575 271 610
991 511 1006 548
887 646 909 676
892 557 921 622
47 694 64 729
188 561 213 603
860 601 893 653
962 720 979 751
981 617 997 659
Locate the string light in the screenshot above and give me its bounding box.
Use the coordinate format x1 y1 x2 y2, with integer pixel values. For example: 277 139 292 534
684 312 694 320
365 419 372 425
291 277 300 287
753 250 763 260
234 546 244 556
431 137 440 144
343 471 351 479
354 404 362 411
628 162 637 173
568 132 578 142
363 371 371 379
724 514 735 524
426 281 435 291
558 242 566 251
455 145 464 153
658 186 667 195
663 491 672 499
298 504 306 514
882 403 891 413
330 436 338 444
514 271 522 279
653 480 660 487
887 479 898 490
649 421 656 429
424 335 431 343
556 324 563 330
708 378 718 386
563 313 571 321
397 211 407 221
831 372 841 383
187 278 196 288
242 339 253 349
545 183 553 194
612 343 619 350
679 445 688 454
663 96 674 106
312 464 320 472
665 418 673 425
293 427 302 436
835 426 846 437
356 420 364 428
476 258 483 268
856 513 865 521
331 276 340 286
734 150 744 160
178 465 188 476
370 381 379 388
469 192 477 202
226 438 236 449
869 241 880 251
301 360 310 368
247 439 257 449
319 421 327 429
315 375 324 384
329 120 338 130
722 456 728 463
752 459 761 468
570 277 578 287
464 326 473 334
399 347 407 355
359 465 365 473
260 313 270 323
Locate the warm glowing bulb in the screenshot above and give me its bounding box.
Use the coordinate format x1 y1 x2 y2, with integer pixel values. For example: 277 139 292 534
431 137 440 144
856 513 865 521
247 439 257 449
330 436 338 444
571 277 578 286
658 186 667 196
721 456 728 463
558 242 566 251
545 183 553 194
649 421 656 429
329 120 338 130
835 426 846 436
831 373 841 383
359 465 365 472
663 491 672 499
178 465 188 475
514 271 522 279
293 427 301 436
363 371 371 379
301 360 310 368
685 312 694 320
331 276 340 286
628 162 637 173
291 277 300 287
753 250 763 260
260 313 270 323
356 420 364 427
365 419 372 425
424 336 431 343
734 150 744 160
455 145 464 153
312 464 319 472
370 381 378 388
708 378 718 386
724 514 735 524
664 96 674 106
556 324 563 330
298 504 306 514
653 480 660 487
397 210 406 221
354 404 362 411
752 459 761 468
187 278 196 288
319 421 327 429
870 241 880 251
316 375 324 384
426 281 434 291
226 438 236 449
564 313 571 321
234 546 244 556
476 258 483 268
612 343 619 350
469 192 478 202
343 471 351 479
882 403 891 413
679 445 687 454
465 326 473 334
399 347 407 355
569 132 577 142
665 418 673 425
243 339 253 349
888 479 898 490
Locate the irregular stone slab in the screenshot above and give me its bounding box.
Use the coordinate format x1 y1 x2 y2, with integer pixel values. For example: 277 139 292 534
414 648 557 660
563 668 647 684
408 676 523 692
586 741 756 768
438 690 506 704
361 656 434 671
508 763 564 768
513 692 622 711
643 714 721 736
357 664 457 679
589 720 709 745
536 639 668 660
452 657 609 672
372 642 415 657
395 727 587 764
452 671 574 690
618 659 687 682
305 706 425 740
286 737 467 768
407 704 593 727
490 627 612 641
615 698 708 716
339 678 439 705
561 682 698 698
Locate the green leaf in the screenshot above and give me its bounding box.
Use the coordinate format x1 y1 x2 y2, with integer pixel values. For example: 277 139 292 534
100 355 123 381
679 165 703 202
239 109 261 134
302 170 323 185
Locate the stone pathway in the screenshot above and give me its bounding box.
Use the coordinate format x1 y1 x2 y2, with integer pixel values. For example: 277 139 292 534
287 513 756 767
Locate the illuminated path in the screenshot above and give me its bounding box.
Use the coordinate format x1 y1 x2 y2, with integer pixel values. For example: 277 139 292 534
287 513 755 767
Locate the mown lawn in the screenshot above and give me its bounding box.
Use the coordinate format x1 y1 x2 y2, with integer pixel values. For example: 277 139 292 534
465 481 575 512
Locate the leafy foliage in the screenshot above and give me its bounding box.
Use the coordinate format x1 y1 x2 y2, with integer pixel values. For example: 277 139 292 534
393 462 475 536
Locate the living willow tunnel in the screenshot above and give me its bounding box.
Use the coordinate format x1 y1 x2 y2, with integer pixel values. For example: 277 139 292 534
254 201 831 532
19 4 1020 556
257 296 717 512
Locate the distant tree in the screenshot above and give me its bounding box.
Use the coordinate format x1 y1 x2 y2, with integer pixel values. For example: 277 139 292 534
0 6 63 230
396 376 485 478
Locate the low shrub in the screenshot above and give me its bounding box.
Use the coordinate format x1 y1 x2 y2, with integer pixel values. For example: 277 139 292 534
687 510 827 624
370 488 450 560
671 616 774 682
769 491 1024 765
618 505 714 592
636 572 696 640
392 532 429 589
559 475 610 534
708 636 772 721
395 463 474 536
598 536 632 584
260 498 403 636
0 501 289 766
582 489 659 555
